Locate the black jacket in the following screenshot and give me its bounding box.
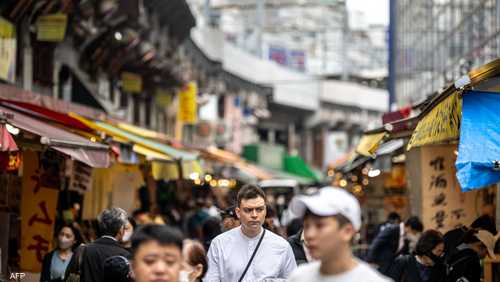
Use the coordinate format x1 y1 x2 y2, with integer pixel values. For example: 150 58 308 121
366 224 406 274
287 231 308 266
387 255 446 282
78 237 130 282
446 248 481 282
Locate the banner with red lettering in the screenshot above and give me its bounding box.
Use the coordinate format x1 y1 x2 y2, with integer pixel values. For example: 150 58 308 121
20 150 59 272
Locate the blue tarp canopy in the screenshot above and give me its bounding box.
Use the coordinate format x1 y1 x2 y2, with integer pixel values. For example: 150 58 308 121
456 90 500 191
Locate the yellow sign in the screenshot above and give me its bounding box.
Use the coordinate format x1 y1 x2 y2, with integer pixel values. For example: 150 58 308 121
36 14 68 42
0 37 16 83
177 82 197 124
0 17 14 38
420 145 479 233
122 72 143 93
407 93 461 150
155 89 173 107
20 151 59 272
355 132 386 157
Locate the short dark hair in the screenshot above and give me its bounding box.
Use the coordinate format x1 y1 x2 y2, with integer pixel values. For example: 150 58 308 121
237 184 266 206
387 212 401 223
471 215 497 235
405 216 423 232
131 224 184 258
98 208 128 237
415 230 444 256
462 229 481 244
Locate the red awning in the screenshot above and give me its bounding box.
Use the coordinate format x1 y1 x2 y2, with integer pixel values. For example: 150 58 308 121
0 106 109 168
0 99 93 132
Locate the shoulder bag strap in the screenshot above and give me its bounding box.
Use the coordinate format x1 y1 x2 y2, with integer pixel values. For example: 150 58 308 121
238 229 266 282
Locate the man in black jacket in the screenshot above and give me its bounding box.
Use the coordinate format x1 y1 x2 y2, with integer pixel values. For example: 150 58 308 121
366 216 423 274
287 230 311 265
79 207 130 282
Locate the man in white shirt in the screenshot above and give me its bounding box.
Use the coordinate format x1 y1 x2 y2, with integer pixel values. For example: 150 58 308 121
204 185 297 282
288 187 392 282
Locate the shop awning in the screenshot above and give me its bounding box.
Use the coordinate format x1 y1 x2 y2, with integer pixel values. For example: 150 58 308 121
356 132 386 157
456 90 500 191
152 160 204 180
69 113 198 161
376 139 405 156
265 167 316 185
283 155 320 181
0 106 109 168
117 122 170 142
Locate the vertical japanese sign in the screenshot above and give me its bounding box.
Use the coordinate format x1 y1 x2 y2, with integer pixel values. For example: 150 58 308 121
0 17 16 83
420 145 478 233
177 82 197 124
20 151 59 272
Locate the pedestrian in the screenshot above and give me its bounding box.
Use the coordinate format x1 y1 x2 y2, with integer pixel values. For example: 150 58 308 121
446 229 497 282
287 186 391 282
103 255 133 282
201 216 222 251
181 239 208 282
220 205 240 231
374 212 401 238
130 224 184 282
387 230 446 282
77 207 130 282
443 214 497 259
287 228 314 266
204 184 297 282
121 216 136 253
367 216 423 274
40 224 83 282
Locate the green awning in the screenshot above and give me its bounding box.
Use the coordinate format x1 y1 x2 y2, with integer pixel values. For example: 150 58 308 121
94 121 198 161
265 168 315 185
283 155 320 181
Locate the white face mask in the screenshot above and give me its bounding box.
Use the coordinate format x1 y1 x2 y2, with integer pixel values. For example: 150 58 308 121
179 270 192 282
122 230 133 243
58 238 73 250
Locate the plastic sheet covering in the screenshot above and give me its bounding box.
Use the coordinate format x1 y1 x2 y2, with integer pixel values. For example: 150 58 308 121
456 90 500 191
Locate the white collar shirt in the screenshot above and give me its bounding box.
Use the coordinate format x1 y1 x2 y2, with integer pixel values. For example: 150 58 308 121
204 226 297 282
398 222 405 252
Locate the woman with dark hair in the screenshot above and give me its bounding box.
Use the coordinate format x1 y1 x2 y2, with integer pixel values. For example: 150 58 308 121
40 223 83 282
121 216 136 252
181 239 208 282
387 230 446 282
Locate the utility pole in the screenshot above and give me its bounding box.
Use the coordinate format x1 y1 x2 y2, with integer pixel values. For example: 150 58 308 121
256 0 265 57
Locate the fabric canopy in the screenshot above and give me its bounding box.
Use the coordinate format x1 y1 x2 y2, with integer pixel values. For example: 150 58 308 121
356 132 386 157
456 90 500 191
283 155 320 181
69 113 198 161
117 122 170 142
0 106 109 168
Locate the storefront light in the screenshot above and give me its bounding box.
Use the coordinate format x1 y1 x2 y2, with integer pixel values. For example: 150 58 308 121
218 179 230 187
368 169 381 178
6 124 19 135
189 172 199 180
209 180 218 187
205 174 213 182
339 179 347 187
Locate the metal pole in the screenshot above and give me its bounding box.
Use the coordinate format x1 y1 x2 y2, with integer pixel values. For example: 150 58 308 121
256 0 265 57
388 0 397 110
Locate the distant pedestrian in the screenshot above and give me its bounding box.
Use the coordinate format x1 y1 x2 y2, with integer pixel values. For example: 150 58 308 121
121 217 136 252
387 230 446 282
204 184 297 282
446 229 497 282
374 212 401 238
130 224 184 282
367 216 423 274
287 229 314 266
288 186 391 282
220 206 240 231
40 224 83 282
201 216 222 251
181 239 208 282
77 207 130 282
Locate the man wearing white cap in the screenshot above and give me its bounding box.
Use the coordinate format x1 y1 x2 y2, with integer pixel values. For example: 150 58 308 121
288 186 391 282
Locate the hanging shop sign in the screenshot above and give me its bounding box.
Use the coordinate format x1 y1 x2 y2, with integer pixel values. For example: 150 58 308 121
420 145 479 233
121 72 143 93
155 89 173 107
36 14 68 42
177 82 198 124
456 90 500 191
0 17 16 83
20 150 59 272
407 93 461 150
68 160 93 194
356 132 386 157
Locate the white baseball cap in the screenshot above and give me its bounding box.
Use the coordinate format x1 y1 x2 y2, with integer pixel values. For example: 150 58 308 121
290 186 362 231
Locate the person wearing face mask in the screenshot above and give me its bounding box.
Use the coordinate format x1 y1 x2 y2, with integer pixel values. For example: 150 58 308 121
181 239 208 282
367 216 424 275
121 217 136 252
40 224 83 282
387 230 446 282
